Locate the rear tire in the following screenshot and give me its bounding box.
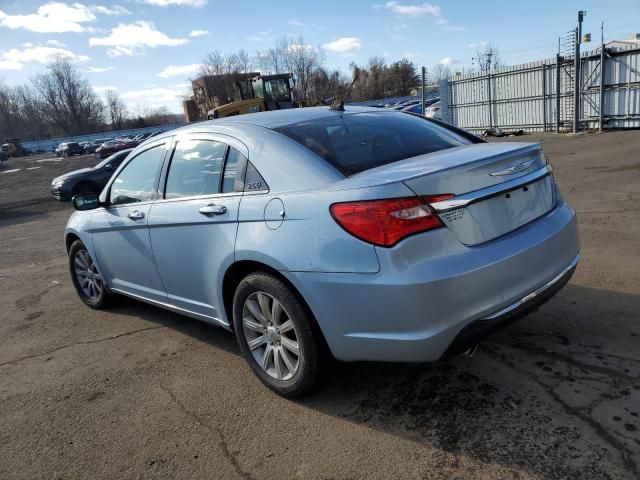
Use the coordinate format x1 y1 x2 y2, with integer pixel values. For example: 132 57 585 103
69 240 111 309
233 272 318 397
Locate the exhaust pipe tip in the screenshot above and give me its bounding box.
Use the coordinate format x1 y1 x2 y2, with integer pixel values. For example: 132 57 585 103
464 344 479 357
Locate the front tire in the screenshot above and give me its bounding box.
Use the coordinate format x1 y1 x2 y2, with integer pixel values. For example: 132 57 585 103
233 272 318 397
69 240 111 309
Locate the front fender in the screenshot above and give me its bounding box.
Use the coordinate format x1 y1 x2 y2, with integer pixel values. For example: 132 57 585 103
64 212 108 287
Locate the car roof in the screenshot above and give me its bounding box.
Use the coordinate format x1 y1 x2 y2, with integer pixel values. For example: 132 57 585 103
189 106 384 132
147 106 386 146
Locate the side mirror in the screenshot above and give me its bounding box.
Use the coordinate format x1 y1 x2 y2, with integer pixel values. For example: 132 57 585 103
72 192 101 211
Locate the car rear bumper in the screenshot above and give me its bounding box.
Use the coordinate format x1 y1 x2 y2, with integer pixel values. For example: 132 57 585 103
284 201 579 362
441 253 578 357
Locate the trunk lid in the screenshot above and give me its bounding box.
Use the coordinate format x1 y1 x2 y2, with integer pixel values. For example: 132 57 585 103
340 143 556 246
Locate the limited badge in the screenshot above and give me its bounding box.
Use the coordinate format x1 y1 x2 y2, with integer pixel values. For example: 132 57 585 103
441 209 465 222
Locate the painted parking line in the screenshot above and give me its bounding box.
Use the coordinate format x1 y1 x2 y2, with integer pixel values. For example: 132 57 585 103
27 166 41 170
37 158 62 163
1 168 21 173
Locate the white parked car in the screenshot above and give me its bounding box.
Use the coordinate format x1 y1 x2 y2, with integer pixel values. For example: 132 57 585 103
425 101 441 120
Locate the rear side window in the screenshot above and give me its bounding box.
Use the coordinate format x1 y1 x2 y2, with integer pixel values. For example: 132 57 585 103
221 147 244 193
165 140 226 199
275 111 470 176
244 162 268 192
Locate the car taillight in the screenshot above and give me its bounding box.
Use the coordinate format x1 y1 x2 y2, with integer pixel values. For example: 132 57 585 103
330 195 454 247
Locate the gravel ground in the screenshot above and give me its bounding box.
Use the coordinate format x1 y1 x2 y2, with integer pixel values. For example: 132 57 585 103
0 132 638 480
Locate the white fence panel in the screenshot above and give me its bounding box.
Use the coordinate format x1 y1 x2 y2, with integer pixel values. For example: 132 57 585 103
442 46 640 132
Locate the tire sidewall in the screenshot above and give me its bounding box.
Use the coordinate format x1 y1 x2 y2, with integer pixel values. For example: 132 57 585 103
232 273 318 397
68 240 109 309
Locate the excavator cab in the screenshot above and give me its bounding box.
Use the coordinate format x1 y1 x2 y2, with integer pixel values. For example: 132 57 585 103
207 73 295 119
249 74 295 110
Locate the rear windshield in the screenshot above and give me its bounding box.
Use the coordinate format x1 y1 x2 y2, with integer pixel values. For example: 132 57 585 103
275 111 470 175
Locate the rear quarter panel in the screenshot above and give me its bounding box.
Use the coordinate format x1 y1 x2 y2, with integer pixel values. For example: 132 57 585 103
235 182 416 273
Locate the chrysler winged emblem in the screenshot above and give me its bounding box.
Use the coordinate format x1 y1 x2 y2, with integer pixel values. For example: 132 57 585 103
489 159 537 176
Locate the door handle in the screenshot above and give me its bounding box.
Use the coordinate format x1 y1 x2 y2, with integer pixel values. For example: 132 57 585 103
128 210 145 220
199 203 227 215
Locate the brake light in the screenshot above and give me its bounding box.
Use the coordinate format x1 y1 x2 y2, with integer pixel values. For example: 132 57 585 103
330 195 454 247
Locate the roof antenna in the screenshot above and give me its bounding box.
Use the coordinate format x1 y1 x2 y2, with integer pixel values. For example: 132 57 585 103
330 74 358 111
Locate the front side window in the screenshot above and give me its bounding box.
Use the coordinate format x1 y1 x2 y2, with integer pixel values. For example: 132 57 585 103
165 140 226 199
110 145 165 206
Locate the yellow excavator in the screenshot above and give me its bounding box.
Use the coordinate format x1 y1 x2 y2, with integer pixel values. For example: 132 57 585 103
207 74 297 119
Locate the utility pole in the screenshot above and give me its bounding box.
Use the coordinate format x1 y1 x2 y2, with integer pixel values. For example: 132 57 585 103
573 10 586 133
421 66 426 116
555 51 561 133
486 52 493 130
599 21 605 132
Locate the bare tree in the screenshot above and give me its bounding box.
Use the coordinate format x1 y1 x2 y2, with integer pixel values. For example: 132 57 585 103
388 58 418 95
199 51 227 77
347 57 418 100
430 63 452 81
105 89 127 130
32 59 104 135
0 81 19 138
255 36 325 104
235 49 252 73
475 44 502 73
14 85 48 139
0 81 48 140
309 67 349 103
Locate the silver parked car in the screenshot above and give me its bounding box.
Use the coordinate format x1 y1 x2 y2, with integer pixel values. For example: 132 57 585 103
65 107 579 396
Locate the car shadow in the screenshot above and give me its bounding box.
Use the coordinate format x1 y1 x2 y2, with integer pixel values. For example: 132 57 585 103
109 296 240 356
0 197 69 227
111 284 640 479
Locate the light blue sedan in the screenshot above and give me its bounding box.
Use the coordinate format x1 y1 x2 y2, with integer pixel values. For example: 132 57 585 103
65 107 579 396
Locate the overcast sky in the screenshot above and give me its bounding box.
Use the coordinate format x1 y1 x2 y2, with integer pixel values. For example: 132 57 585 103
1 0 638 112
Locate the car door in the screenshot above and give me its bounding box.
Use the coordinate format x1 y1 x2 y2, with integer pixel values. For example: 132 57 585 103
91 141 168 302
147 134 247 323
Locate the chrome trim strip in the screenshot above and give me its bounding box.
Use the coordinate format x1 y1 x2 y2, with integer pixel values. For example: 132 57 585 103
153 191 243 205
489 158 538 176
110 288 230 328
482 253 579 321
430 164 552 212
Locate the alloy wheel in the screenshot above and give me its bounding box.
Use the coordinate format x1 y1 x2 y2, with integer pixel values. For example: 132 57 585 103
73 249 103 301
242 291 300 380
